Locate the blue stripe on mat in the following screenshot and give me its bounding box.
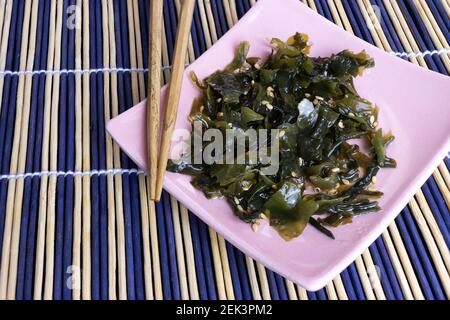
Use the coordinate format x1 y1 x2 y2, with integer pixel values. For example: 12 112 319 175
16 0 48 300
0 0 24 265
62 0 76 300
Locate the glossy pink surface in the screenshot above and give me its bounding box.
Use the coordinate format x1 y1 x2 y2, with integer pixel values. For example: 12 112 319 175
107 0 450 290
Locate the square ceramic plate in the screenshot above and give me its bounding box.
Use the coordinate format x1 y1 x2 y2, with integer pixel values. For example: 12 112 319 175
107 0 450 291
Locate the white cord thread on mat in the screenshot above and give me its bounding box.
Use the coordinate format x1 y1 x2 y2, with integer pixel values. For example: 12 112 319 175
0 49 449 77
0 63 190 76
0 168 146 181
391 48 450 59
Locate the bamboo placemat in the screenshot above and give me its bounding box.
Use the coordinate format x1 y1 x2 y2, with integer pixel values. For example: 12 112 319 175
0 0 449 300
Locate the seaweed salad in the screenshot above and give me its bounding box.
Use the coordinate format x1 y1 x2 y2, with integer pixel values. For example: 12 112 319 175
168 33 396 241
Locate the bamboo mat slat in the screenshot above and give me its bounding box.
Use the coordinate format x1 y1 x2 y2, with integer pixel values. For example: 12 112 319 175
0 0 449 300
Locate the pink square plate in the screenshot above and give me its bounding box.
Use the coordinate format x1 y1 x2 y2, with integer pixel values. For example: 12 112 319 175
107 0 450 291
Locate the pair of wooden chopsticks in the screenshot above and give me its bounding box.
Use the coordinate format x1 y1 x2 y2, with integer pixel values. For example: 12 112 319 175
147 0 196 202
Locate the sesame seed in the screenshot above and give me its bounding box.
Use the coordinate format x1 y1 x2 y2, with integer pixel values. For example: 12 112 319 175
217 98 222 103
315 187 322 193
271 184 278 190
305 93 311 98
331 168 340 173
342 179 350 185
217 112 224 117
279 130 286 138
237 205 245 212
260 213 269 221
371 176 377 184
348 112 355 117
228 123 233 128
200 105 205 112
261 100 269 106
234 197 240 205
241 63 251 72
373 121 379 127
241 180 252 191
298 157 304 166
266 104 274 110
328 189 338 195
291 171 298 178
370 115 375 124
233 68 240 74
316 96 324 101
252 223 259 233
254 63 261 70
313 99 319 105
338 120 345 129
251 80 255 85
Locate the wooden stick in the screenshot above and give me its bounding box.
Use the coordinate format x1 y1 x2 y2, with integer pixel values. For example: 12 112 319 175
0 0 13 114
256 262 271 300
106 0 127 300
333 275 349 300
325 282 338 300
354 255 376 300
34 0 58 300
245 256 262 300
228 0 239 26
146 187 163 300
357 0 383 48
126 1 141 105
222 0 234 29
147 0 163 199
43 0 63 300
208 228 227 299
0 0 34 300
437 163 450 208
0 0 6 43
362 249 386 300
383 0 426 66
197 0 213 49
101 0 117 300
361 0 392 51
218 236 235 300
296 284 308 300
381 230 415 299
170 196 190 299
335 0 355 34
203 0 218 44
409 197 450 297
72 0 83 300
442 0 450 18
154 0 196 201
175 0 195 64
415 190 450 273
284 279 298 300
386 225 424 299
81 0 91 300
130 0 154 300
327 0 344 28
179 204 199 300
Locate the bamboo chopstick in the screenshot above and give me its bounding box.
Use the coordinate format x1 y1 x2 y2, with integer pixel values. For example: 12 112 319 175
153 0 196 201
147 0 164 199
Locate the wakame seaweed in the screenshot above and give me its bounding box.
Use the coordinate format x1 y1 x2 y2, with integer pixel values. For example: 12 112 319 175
168 33 396 241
